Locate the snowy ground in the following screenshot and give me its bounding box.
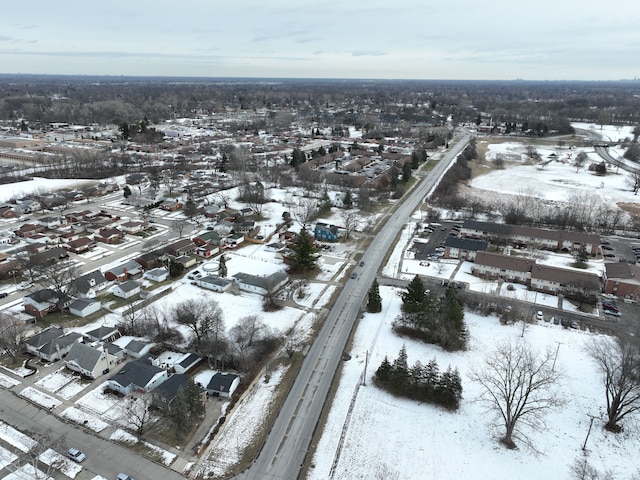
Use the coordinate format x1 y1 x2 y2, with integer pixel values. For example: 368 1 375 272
308 287 640 480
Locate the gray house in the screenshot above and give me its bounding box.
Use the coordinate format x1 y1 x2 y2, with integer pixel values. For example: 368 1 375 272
68 298 102 318
107 359 169 395
25 327 82 362
196 275 233 293
64 342 118 379
206 372 240 398
233 271 288 295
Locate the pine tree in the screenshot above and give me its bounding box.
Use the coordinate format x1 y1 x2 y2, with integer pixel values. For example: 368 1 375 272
343 190 353 208
185 379 205 420
290 228 319 272
391 345 410 393
402 275 426 313
123 185 132 198
318 189 332 214
171 388 191 440
366 279 382 313
218 254 228 277
375 356 393 385
440 286 468 351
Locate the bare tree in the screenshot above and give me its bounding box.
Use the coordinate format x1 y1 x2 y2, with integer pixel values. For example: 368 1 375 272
470 339 562 449
281 324 306 358
121 392 154 436
340 209 361 240
587 338 640 432
172 298 224 350
120 303 144 336
4 429 65 480
293 198 318 229
627 170 640 195
229 314 268 371
0 313 28 364
171 219 193 239
30 257 79 309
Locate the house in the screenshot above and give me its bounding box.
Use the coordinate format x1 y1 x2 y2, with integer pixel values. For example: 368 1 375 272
70 270 109 298
472 252 534 284
603 263 640 300
84 325 121 343
161 201 183 212
530 264 601 297
95 227 123 244
206 372 240 398
233 271 289 295
175 255 197 269
38 216 62 229
0 205 17 218
196 275 234 293
24 327 82 362
136 250 166 270
24 326 64 356
107 358 169 394
15 223 45 238
143 267 169 283
224 233 245 248
165 239 196 257
30 247 69 266
195 244 219 258
193 230 223 247
111 280 141 299
104 260 143 282
235 221 256 235
150 373 206 411
64 342 118 379
125 173 147 185
63 237 95 254
443 237 488 261
121 339 154 359
173 353 202 374
68 297 102 318
119 220 146 234
23 288 62 318
314 222 340 242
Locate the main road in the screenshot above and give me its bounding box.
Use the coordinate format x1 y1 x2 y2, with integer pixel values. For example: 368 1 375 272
242 133 472 480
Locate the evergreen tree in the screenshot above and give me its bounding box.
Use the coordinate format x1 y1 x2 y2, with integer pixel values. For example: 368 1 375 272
402 161 412 183
343 190 353 208
402 275 427 313
440 286 467 350
169 259 185 278
392 345 410 392
366 279 382 313
290 228 319 272
375 356 393 384
171 388 191 440
318 189 332 214
411 151 420 169
183 196 198 221
123 185 132 198
318 146 327 156
218 254 228 277
184 379 205 420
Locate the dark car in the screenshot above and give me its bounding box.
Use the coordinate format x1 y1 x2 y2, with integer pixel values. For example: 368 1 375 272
0 292 8 299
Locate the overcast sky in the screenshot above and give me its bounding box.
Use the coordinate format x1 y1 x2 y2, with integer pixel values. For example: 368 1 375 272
1 0 638 81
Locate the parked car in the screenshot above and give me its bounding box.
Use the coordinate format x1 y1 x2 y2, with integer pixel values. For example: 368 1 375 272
553 316 560 325
0 292 8 299
67 448 86 462
117 474 134 480
603 300 619 311
570 320 579 329
359 261 365 267
350 272 357 279
604 308 621 317
535 311 544 321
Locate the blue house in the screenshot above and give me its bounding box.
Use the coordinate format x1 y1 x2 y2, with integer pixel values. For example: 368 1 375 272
314 222 340 242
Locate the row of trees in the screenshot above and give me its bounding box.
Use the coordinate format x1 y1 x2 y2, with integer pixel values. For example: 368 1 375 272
375 346 462 410
393 276 468 351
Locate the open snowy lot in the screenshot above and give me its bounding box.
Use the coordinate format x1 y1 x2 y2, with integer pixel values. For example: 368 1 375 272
308 287 640 480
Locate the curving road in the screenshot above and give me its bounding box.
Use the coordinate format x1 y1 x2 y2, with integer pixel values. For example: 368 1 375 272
241 134 472 480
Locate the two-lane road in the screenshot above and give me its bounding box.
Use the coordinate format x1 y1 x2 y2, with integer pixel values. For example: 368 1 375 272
242 134 472 480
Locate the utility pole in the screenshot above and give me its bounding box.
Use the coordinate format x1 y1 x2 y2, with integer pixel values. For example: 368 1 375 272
552 341 562 371
362 350 369 386
582 415 596 451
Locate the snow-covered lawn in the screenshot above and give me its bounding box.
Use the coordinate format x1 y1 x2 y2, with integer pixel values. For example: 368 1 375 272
0 421 37 452
308 287 640 480
197 367 286 478
18 386 62 410
38 448 83 479
109 429 176 466
60 407 110 432
34 367 76 393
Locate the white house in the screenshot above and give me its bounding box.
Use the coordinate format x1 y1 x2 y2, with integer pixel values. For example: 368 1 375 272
143 267 169 283
232 271 289 295
107 359 169 395
196 275 233 293
68 298 102 318
111 280 141 299
206 372 240 398
64 342 118 379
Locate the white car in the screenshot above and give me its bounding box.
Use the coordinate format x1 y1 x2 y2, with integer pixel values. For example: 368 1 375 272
535 311 544 321
67 448 86 462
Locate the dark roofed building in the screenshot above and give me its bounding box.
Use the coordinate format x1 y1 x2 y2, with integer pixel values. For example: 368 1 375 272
604 263 640 300
443 237 488 260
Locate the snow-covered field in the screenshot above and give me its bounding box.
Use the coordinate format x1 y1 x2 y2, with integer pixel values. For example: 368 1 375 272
308 287 640 480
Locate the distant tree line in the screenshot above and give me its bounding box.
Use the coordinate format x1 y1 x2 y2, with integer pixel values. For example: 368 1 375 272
375 345 462 410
